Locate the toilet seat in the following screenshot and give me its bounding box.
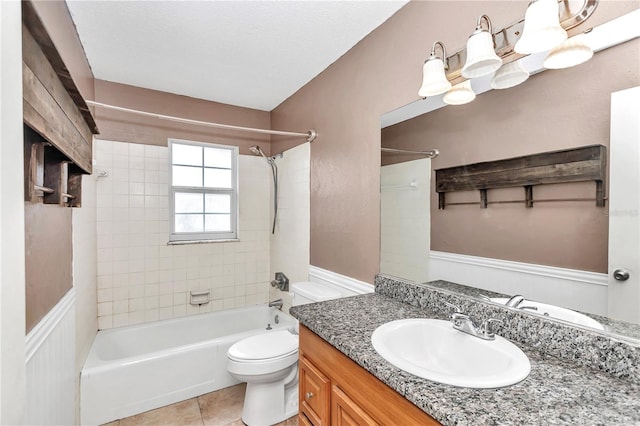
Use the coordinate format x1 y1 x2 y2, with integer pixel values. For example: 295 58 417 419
228 349 297 363
228 330 298 362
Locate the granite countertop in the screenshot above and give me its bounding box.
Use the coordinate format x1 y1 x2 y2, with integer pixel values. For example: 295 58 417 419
425 280 640 341
290 293 640 426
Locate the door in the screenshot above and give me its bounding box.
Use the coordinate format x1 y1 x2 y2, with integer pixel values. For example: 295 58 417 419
608 86 640 323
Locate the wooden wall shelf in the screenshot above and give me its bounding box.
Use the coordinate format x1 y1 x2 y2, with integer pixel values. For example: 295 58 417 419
435 145 607 209
22 0 99 207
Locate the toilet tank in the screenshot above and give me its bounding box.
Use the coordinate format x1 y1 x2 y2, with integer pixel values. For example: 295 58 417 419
291 282 342 306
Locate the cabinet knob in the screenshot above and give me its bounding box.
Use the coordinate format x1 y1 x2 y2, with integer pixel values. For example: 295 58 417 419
305 392 314 400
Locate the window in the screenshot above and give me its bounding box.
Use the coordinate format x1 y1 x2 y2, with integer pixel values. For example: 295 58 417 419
169 139 238 242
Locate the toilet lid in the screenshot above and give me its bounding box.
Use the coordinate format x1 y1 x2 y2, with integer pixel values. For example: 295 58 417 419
228 330 298 361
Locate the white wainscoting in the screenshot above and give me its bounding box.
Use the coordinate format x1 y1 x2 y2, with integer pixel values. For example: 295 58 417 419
309 265 374 296
428 251 608 316
26 288 76 426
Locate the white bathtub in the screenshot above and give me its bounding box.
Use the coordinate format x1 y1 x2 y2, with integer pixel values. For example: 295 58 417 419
81 305 298 425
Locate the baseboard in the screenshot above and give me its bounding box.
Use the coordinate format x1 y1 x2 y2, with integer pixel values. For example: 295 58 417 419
309 265 374 296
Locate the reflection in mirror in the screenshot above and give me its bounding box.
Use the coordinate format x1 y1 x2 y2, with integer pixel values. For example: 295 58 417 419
380 158 431 283
380 10 640 341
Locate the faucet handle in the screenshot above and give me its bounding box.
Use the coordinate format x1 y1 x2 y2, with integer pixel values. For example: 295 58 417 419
443 301 462 314
505 295 525 308
480 318 503 339
477 294 492 302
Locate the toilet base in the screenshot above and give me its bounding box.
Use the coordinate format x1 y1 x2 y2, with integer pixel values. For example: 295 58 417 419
241 380 298 426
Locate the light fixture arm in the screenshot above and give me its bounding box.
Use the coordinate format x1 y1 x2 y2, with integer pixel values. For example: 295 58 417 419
475 14 494 34
430 41 449 69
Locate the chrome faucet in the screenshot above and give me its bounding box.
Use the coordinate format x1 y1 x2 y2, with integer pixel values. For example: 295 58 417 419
268 298 284 310
444 302 503 341
519 305 538 312
505 295 525 308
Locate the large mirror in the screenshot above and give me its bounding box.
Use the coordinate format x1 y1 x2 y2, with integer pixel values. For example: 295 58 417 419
380 11 640 341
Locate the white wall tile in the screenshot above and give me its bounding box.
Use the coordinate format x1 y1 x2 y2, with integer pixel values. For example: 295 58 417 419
269 143 311 311
94 140 272 329
129 143 144 157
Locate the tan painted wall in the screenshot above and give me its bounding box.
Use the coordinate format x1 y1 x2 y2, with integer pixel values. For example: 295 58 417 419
382 40 639 273
271 1 639 283
94 80 271 153
24 203 73 332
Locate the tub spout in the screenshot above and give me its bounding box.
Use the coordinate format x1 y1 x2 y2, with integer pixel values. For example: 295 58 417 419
268 299 283 310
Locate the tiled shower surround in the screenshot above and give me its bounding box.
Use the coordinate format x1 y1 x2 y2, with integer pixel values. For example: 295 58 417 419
269 143 310 312
95 140 271 329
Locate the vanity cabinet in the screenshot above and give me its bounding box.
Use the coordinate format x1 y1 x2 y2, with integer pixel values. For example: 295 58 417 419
298 325 440 426
300 356 331 425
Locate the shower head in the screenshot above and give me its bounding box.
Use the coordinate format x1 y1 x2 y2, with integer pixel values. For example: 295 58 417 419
249 145 267 158
249 145 278 167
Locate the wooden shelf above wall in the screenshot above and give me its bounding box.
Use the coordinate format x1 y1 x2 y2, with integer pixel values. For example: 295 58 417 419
435 145 607 209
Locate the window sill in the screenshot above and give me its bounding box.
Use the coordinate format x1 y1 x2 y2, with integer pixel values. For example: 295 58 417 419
167 239 240 245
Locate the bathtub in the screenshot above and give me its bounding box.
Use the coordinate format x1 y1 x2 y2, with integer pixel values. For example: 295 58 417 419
81 305 298 425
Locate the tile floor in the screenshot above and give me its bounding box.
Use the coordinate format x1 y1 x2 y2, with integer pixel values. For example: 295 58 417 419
103 384 298 426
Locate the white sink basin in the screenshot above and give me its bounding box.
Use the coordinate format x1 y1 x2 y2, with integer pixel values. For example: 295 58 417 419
490 298 605 331
371 319 530 388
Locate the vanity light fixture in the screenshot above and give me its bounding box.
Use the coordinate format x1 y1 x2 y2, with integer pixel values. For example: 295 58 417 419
543 33 594 69
514 0 568 54
416 0 598 102
418 41 452 97
462 15 503 78
443 80 476 105
491 59 530 89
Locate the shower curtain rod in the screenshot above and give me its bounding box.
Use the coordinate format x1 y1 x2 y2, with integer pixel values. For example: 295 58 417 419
85 100 318 143
381 147 439 158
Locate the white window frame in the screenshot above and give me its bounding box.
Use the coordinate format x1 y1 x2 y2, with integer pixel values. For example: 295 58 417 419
168 138 239 242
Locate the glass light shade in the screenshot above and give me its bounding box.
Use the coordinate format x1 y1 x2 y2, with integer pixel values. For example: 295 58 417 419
514 0 568 54
443 80 476 105
418 57 452 97
543 35 594 69
462 31 502 78
491 60 530 89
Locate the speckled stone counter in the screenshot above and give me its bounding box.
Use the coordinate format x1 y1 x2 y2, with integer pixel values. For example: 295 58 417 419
424 279 640 341
290 292 640 426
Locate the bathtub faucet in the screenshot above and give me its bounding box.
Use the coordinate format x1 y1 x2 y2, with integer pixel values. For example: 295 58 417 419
268 299 284 310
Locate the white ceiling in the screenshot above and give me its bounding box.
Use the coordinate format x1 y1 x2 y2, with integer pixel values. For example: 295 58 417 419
66 0 408 112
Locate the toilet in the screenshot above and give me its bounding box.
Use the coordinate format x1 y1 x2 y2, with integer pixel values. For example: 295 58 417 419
227 281 341 426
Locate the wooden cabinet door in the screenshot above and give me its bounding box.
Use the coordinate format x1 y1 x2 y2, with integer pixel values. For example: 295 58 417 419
331 385 379 426
299 412 314 426
300 356 331 425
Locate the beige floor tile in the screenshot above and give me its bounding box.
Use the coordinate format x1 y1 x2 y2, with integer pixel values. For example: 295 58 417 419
119 398 203 426
198 384 246 426
222 420 244 426
102 422 120 426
